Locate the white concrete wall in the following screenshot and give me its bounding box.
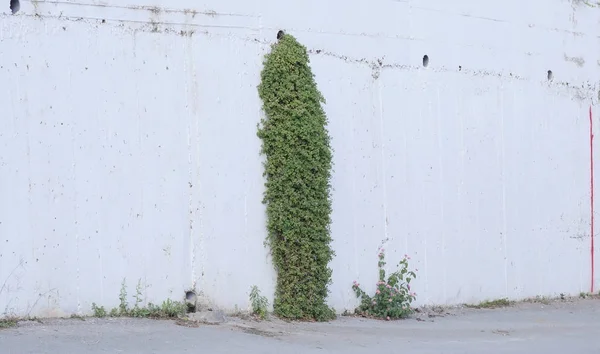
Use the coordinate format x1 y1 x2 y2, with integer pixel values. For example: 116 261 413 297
1 0 599 317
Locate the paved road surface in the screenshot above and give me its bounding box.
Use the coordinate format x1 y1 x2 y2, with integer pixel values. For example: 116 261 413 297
1 299 599 353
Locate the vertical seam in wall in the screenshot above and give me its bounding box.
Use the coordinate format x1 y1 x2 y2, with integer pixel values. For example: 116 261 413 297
22 64 34 313
351 92 359 285
132 31 143 302
185 37 194 289
500 85 508 298
435 86 446 301
348 116 360 284
590 105 595 293
66 48 81 313
377 75 389 248
194 76 203 292
420 85 429 301
70 86 81 313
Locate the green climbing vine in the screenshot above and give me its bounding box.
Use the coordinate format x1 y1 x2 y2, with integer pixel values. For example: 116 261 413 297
257 33 335 321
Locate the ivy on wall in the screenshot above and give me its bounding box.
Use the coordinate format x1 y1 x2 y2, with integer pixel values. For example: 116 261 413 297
257 33 335 321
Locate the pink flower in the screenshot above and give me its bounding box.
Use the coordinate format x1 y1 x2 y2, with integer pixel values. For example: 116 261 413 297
407 284 411 290
388 298 392 302
386 316 390 320
353 280 357 285
386 284 391 289
376 289 380 294
372 301 377 305
381 248 385 252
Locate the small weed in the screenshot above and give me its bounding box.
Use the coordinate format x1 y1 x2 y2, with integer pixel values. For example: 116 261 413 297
130 279 148 317
91 303 107 318
148 299 187 318
134 280 144 309
467 298 513 309
129 307 151 318
91 278 186 320
249 286 269 320
118 278 129 315
352 249 418 320
0 318 17 329
231 304 243 317
578 292 600 299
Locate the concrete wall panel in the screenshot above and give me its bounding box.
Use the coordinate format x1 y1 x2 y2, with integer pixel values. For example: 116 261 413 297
1 0 599 317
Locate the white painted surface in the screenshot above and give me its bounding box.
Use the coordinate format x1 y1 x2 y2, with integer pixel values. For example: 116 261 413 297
1 0 599 317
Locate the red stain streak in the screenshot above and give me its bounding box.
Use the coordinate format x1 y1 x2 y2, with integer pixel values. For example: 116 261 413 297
591 105 595 293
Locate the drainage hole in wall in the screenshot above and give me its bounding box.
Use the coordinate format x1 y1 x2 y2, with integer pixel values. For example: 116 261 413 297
185 290 197 301
10 0 19 14
422 55 429 67
185 290 198 313
547 70 553 81
277 30 285 40
458 65 462 71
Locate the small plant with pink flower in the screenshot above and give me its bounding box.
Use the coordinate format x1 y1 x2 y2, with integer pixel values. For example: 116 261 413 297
352 249 417 320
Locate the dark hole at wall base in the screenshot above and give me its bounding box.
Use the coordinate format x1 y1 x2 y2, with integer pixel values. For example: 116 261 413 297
185 290 197 313
547 70 553 81
10 0 19 14
277 30 285 40
422 55 429 67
